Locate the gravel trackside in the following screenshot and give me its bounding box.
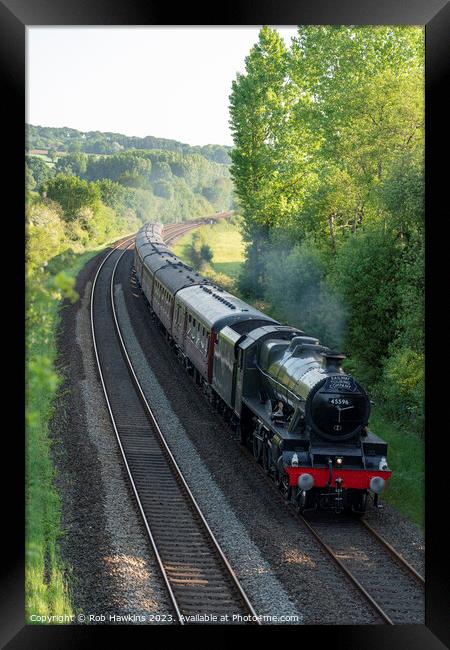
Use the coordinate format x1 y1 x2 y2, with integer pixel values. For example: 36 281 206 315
50 249 172 624
114 249 386 624
114 281 303 624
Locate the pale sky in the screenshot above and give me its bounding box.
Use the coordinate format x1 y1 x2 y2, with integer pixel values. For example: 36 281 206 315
26 26 299 147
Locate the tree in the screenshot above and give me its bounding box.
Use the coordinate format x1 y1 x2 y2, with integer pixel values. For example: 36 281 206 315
47 148 58 162
228 25 424 432
43 174 101 221
125 188 158 222
55 152 88 177
202 177 234 209
289 26 424 240
333 225 402 384
151 161 172 182
26 164 36 192
85 152 151 186
68 142 82 153
229 26 294 296
26 156 54 190
153 180 174 199
95 178 127 211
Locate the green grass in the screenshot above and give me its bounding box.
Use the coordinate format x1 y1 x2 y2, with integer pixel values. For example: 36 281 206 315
172 218 245 284
26 232 134 623
369 406 424 528
28 153 54 164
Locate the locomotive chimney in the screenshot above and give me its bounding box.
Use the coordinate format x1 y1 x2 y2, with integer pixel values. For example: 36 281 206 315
322 352 346 373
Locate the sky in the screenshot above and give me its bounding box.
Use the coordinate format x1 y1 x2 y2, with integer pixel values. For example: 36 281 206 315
26 26 299 147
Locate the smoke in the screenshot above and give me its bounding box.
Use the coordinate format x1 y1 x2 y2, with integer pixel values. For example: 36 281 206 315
264 241 347 350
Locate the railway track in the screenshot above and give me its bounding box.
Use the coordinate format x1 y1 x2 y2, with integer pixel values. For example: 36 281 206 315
222 427 424 624
157 227 424 625
91 234 259 625
162 211 234 245
220 424 424 625
298 512 424 624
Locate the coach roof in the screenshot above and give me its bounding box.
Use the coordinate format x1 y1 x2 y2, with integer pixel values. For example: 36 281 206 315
155 261 209 294
175 284 277 331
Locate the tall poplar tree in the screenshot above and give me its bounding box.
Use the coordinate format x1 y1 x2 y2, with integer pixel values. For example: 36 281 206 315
229 27 291 297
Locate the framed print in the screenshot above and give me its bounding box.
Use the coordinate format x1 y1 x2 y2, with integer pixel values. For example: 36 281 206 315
1 0 448 646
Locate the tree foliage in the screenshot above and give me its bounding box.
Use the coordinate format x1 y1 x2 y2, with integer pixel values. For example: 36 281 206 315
229 25 424 432
26 123 232 163
26 155 55 189
43 174 101 221
55 152 88 176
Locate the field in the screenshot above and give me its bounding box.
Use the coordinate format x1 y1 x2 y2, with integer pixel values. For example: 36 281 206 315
171 218 423 528
172 217 245 284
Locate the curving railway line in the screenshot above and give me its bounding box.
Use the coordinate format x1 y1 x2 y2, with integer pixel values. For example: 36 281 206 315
162 211 234 246
88 217 423 625
90 228 258 625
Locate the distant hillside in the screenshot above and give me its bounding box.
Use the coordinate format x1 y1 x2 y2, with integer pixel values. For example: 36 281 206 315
26 124 231 164
26 124 237 224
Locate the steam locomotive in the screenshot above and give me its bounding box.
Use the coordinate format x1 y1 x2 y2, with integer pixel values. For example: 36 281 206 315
134 222 392 515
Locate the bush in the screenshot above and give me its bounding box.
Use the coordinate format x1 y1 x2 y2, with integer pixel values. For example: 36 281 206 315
332 225 401 384
26 201 67 269
376 347 424 435
201 268 235 292
200 243 213 263
76 204 116 244
44 174 101 221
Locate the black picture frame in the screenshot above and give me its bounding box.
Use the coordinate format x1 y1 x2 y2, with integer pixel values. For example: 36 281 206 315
3 0 448 646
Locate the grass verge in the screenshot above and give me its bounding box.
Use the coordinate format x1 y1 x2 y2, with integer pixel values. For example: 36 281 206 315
368 406 424 528
26 233 134 623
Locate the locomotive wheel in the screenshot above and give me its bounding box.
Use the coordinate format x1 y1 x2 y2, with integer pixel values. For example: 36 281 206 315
252 435 262 463
347 490 368 517
278 470 292 501
346 490 367 519
237 424 247 446
262 443 272 475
